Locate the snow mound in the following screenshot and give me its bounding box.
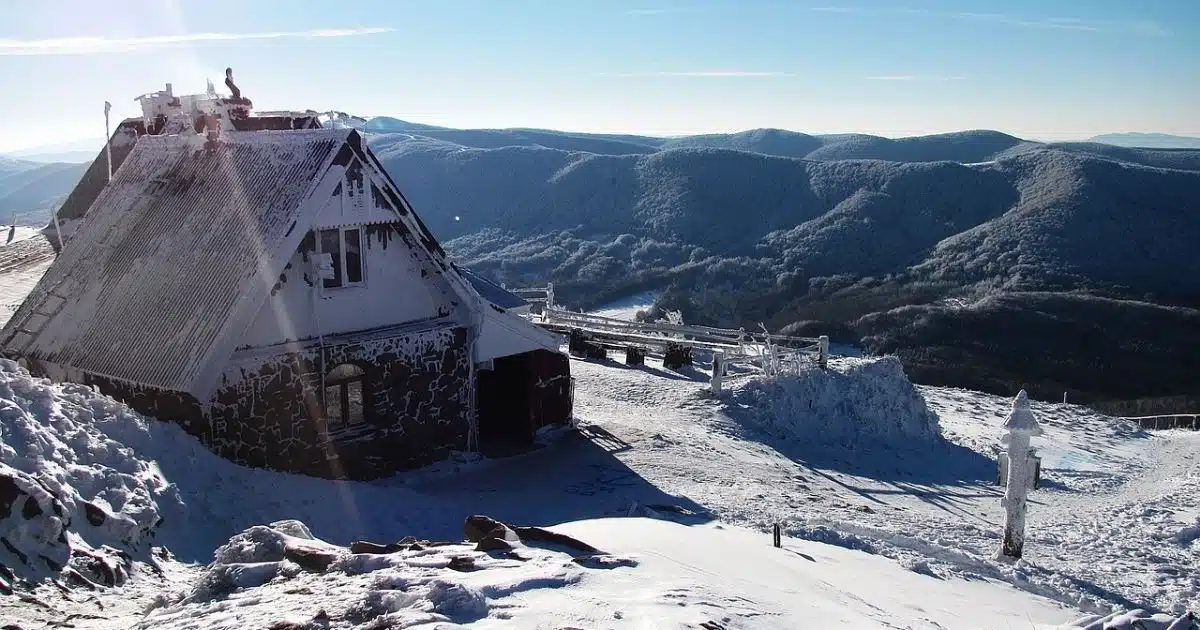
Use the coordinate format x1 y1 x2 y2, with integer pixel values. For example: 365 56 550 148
728 356 941 447
1175 518 1200 547
1059 609 1199 629
0 359 185 588
139 519 604 629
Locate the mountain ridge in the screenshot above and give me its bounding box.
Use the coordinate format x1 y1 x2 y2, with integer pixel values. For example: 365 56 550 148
2 121 1198 402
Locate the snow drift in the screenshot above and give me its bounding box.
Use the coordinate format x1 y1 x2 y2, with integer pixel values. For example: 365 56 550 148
0 359 191 590
727 356 941 448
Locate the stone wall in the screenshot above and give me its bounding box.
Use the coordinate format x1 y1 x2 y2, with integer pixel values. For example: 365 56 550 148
210 325 471 480
40 326 471 481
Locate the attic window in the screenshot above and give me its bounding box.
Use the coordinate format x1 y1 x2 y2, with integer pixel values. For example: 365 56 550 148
317 228 364 289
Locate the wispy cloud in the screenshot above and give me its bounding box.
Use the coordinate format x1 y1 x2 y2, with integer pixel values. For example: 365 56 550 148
955 12 1099 32
603 71 795 77
0 27 392 56
808 6 1167 35
866 75 968 81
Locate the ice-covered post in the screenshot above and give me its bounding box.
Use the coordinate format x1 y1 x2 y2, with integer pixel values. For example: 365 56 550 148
104 100 113 181
546 283 555 311
818 335 830 369
711 350 724 394
999 390 1043 560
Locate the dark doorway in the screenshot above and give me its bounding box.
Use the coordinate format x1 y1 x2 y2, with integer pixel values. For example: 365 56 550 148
476 354 534 450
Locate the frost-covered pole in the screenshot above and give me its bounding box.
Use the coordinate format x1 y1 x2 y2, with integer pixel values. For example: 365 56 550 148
999 390 1043 560
711 350 724 394
818 335 830 369
103 101 113 182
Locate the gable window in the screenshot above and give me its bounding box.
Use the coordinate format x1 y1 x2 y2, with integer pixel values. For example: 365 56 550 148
317 228 364 289
324 363 366 427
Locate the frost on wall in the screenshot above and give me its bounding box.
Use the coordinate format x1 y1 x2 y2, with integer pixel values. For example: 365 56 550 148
729 356 942 448
58 325 472 481
209 325 471 480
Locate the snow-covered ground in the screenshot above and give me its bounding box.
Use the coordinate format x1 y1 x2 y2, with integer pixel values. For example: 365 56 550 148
0 258 52 327
0 229 54 328
2 348 1197 628
3 226 41 245
1 257 1197 627
587 290 661 321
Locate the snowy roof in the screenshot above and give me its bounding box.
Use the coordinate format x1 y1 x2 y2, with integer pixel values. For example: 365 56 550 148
0 129 351 392
1002 390 1044 435
54 119 146 224
458 267 528 310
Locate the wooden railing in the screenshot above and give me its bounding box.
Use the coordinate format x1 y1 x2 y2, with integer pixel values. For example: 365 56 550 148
1120 414 1200 431
532 307 830 383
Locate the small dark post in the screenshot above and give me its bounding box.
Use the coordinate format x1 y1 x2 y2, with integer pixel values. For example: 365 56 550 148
773 523 781 548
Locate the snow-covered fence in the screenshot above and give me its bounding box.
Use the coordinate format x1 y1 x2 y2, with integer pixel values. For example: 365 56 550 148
1121 414 1200 431
538 308 829 379
541 308 823 352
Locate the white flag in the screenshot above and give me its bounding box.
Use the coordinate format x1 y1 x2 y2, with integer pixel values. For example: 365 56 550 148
104 101 111 116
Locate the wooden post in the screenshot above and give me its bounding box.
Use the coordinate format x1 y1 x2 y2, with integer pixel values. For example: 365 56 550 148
773 523 781 548
818 335 829 369
1063 392 1067 404
711 351 724 394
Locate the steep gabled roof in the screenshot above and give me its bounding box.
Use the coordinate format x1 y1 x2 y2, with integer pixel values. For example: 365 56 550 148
53 119 146 225
1 129 354 394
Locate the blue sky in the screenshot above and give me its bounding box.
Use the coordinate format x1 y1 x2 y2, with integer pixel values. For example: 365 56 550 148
1 0 1196 151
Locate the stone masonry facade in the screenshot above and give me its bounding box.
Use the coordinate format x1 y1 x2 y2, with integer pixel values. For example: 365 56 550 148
72 325 471 481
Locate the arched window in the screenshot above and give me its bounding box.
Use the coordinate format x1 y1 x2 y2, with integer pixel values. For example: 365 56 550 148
324 363 366 426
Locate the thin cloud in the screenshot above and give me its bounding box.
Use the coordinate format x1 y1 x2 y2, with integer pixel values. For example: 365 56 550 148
956 12 1099 32
867 75 968 81
0 27 392 56
603 71 795 77
809 6 1166 35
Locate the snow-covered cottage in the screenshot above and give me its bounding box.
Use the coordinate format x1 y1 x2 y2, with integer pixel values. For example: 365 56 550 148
0 82 572 480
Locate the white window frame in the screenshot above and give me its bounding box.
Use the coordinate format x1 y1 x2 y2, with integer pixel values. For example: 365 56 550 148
316 226 366 290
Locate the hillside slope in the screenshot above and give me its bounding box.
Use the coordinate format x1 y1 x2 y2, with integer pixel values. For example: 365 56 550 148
374 136 1200 400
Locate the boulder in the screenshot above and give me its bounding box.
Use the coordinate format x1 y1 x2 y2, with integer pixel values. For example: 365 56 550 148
282 546 338 573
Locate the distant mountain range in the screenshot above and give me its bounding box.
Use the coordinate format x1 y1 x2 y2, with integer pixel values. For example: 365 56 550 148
1085 133 1200 149
1 137 107 164
3 119 1199 403
0 157 87 222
